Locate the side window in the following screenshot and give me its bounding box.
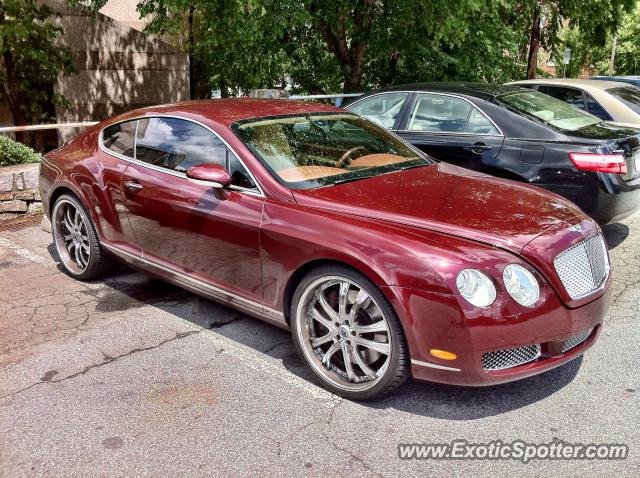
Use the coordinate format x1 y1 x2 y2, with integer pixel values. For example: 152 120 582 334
227 152 256 189
585 94 612 120
134 117 258 190
135 117 227 173
537 86 586 111
349 93 408 129
102 121 136 157
464 107 500 135
407 94 471 133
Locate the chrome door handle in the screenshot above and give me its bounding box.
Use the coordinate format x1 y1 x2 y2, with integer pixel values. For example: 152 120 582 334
465 143 492 154
124 180 143 192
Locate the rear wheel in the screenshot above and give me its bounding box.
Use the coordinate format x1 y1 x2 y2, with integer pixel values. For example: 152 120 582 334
290 265 409 400
51 194 115 280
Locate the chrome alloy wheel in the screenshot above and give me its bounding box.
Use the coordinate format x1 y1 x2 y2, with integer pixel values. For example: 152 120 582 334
296 276 392 392
52 198 91 275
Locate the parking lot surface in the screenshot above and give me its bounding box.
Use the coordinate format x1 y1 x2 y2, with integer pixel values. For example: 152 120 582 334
0 215 638 477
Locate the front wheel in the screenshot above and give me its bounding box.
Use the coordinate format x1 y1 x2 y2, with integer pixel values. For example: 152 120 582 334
290 265 409 400
51 194 115 280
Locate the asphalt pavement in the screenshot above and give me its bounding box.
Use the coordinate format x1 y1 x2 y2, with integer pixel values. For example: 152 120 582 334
0 215 638 477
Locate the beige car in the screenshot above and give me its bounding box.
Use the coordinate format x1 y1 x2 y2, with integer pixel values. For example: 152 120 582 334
508 79 640 127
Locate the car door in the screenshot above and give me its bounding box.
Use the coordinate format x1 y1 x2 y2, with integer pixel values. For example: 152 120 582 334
121 116 264 302
396 93 504 171
96 120 142 253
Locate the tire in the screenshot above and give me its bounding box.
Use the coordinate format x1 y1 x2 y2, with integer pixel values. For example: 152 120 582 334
51 193 116 280
290 264 409 400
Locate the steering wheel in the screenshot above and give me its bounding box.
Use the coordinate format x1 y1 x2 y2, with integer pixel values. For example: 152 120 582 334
336 146 368 168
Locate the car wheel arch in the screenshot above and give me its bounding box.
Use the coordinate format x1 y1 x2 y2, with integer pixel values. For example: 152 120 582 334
48 184 82 218
48 182 106 239
282 257 388 325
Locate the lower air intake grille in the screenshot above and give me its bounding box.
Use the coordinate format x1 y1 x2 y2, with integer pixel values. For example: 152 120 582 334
562 328 594 353
482 344 541 371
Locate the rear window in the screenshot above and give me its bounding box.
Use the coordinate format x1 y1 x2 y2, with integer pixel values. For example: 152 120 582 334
497 90 601 131
102 121 136 157
608 87 640 115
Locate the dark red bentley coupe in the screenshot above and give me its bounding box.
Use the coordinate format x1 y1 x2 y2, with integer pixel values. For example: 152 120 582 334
39 99 612 400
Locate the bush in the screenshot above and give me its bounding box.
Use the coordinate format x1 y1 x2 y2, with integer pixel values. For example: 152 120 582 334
0 136 42 167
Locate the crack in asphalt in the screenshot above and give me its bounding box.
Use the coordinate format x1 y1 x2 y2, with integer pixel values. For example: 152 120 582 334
261 338 291 355
320 431 384 478
205 316 244 329
0 330 201 401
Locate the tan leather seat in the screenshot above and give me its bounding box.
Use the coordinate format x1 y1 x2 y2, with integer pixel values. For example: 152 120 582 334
349 153 409 167
277 166 348 182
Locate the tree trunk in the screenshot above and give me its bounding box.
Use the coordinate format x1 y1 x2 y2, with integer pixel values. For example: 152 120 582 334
2 47 32 144
526 3 541 79
187 5 197 100
308 0 375 93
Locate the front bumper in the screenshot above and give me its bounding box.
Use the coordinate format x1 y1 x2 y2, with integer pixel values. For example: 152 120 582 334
385 283 611 387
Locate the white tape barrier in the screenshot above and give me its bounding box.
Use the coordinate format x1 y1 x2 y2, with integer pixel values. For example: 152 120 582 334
0 122 99 133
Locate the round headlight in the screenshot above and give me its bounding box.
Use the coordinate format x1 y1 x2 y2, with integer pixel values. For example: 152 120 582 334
503 264 540 307
456 269 497 308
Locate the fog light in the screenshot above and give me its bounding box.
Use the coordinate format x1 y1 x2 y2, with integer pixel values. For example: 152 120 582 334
430 349 457 360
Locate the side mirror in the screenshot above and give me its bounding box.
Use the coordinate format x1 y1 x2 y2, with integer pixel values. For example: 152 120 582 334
186 164 232 189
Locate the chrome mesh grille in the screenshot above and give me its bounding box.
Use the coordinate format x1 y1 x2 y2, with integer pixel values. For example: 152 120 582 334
482 344 541 371
562 328 594 353
554 234 609 300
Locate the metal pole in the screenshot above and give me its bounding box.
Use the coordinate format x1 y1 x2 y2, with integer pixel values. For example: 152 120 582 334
609 35 617 75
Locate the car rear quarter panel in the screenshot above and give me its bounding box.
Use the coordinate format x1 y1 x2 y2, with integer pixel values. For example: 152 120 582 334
41 128 134 248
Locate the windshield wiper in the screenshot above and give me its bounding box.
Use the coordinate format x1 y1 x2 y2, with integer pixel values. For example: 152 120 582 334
396 162 431 171
332 174 379 186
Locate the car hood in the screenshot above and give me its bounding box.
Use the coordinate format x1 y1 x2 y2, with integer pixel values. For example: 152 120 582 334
292 162 586 254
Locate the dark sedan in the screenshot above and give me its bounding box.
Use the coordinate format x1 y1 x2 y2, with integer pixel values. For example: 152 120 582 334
346 83 640 224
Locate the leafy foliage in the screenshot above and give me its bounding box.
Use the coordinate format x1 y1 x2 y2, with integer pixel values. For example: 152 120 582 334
0 0 75 126
0 135 42 166
594 2 640 74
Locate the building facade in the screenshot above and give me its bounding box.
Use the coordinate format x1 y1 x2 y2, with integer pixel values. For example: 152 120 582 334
1 1 189 147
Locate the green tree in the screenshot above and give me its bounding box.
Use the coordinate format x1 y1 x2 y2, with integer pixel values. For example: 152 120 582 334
600 1 640 74
0 0 74 130
521 0 635 79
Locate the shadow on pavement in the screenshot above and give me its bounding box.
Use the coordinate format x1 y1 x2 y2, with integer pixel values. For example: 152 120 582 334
46 243 583 420
602 222 630 250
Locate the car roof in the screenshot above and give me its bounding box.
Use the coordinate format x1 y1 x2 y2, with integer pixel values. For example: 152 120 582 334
378 82 524 100
592 75 640 80
113 99 345 127
509 78 633 91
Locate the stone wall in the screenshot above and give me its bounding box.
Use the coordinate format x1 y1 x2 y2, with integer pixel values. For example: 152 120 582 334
0 164 42 222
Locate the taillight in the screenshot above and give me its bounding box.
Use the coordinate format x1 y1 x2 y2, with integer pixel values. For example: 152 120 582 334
569 152 627 174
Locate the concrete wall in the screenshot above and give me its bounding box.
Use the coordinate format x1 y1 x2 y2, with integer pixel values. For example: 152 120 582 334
47 0 190 142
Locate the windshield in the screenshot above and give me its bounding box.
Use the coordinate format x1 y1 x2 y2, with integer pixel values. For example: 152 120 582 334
608 87 640 115
232 113 433 189
498 90 601 131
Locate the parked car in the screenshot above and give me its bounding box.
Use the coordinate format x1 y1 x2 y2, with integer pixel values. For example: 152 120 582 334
346 83 640 224
509 78 640 126
40 99 611 400
591 75 640 88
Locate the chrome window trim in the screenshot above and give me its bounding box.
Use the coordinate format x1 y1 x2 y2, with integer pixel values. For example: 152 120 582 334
345 90 414 112
101 242 284 321
397 91 504 137
98 114 266 198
